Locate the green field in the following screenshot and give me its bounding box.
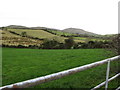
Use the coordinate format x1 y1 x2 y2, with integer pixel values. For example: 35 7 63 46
46 30 107 42
7 29 108 43
8 29 66 42
73 37 107 42
2 48 119 88
47 30 74 36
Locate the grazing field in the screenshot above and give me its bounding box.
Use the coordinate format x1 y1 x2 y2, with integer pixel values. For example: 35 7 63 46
2 48 119 88
7 29 87 43
46 30 74 36
0 30 20 38
73 37 107 42
46 30 107 42
1 30 43 47
8 29 66 42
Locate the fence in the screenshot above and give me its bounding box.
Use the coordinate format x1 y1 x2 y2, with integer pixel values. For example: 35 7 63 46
0 55 120 89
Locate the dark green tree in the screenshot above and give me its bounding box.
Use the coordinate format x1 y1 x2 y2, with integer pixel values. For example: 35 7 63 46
64 37 75 49
21 32 27 37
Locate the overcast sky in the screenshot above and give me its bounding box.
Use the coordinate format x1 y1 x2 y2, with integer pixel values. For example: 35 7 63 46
0 0 119 35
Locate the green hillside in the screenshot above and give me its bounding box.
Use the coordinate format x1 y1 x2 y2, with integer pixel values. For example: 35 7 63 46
8 29 86 43
8 29 66 43
1 30 43 47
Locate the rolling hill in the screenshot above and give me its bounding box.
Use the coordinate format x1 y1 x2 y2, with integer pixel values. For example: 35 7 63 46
1 25 108 44
5 25 60 31
63 28 98 36
8 29 66 43
6 25 30 29
1 30 43 47
4 25 98 36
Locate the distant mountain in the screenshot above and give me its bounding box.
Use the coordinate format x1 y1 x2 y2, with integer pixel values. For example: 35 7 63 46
7 25 30 29
6 25 60 31
62 28 98 36
5 25 99 36
31 27 60 31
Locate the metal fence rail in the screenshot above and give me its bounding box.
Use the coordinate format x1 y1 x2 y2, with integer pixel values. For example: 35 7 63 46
91 73 120 90
0 55 120 89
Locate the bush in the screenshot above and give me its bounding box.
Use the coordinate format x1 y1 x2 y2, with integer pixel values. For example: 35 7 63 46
21 32 27 37
42 39 62 49
110 34 120 55
64 37 75 49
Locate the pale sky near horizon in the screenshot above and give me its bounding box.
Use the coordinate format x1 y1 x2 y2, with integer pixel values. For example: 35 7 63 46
0 0 119 35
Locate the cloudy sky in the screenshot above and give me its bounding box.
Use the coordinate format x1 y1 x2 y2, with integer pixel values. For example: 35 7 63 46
0 0 119 35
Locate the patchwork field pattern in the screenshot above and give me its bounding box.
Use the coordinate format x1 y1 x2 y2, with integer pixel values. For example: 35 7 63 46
1 30 43 47
8 29 66 43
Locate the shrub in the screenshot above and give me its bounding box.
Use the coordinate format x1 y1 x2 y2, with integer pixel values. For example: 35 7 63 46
64 37 75 49
42 39 61 49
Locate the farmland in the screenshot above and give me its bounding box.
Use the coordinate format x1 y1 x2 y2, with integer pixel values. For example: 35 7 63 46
8 29 66 43
1 30 43 47
2 48 119 88
46 29 75 36
44 29 109 42
7 29 108 43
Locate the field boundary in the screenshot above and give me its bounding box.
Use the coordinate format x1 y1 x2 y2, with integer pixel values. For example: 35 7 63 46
0 55 120 89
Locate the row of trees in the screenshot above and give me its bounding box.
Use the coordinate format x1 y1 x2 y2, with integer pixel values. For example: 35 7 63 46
2 36 115 49
37 38 113 49
41 35 120 51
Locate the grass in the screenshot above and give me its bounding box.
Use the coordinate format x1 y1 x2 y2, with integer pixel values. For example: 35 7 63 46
1 30 43 46
7 29 107 43
47 30 74 36
1 30 20 38
2 48 119 88
46 30 107 42
8 29 66 42
73 37 107 42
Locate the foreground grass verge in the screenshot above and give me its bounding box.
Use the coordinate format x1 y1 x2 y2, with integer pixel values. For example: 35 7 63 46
2 48 119 88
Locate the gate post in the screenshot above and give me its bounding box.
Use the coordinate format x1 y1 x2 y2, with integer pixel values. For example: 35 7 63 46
105 60 110 90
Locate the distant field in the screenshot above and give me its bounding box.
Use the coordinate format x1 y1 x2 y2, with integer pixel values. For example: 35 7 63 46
7 29 106 43
1 30 43 46
47 30 74 36
2 48 119 88
46 30 107 42
8 29 66 42
0 30 20 38
73 37 106 42
8 29 87 43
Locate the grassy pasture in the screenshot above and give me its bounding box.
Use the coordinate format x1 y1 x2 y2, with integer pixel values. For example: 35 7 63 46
8 29 87 43
8 29 66 43
47 30 74 36
1 30 43 46
1 30 20 38
73 37 107 42
2 48 119 88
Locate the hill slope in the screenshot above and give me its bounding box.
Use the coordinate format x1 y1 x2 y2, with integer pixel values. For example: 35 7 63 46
1 30 43 46
7 25 30 29
63 28 98 36
8 29 66 43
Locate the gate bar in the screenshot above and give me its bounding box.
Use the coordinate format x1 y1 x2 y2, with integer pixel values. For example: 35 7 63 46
91 73 120 90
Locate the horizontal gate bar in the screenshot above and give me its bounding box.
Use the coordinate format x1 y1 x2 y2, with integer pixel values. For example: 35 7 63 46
116 86 120 90
0 55 120 89
91 73 120 90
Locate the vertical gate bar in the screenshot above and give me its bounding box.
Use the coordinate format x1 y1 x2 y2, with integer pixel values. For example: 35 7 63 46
105 60 110 90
